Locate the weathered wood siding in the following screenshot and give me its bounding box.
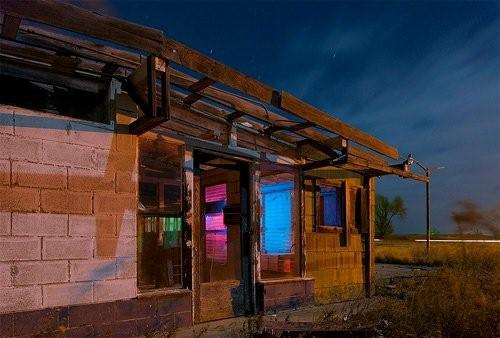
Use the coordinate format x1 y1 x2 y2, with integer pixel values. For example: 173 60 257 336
303 173 374 304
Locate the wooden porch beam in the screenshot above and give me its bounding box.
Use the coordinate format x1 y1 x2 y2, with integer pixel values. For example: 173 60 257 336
183 77 215 105
301 155 347 172
0 0 164 53
0 0 398 158
226 110 246 122
264 121 315 135
346 155 429 182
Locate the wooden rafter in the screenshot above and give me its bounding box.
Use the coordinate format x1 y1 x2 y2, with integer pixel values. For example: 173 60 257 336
0 0 431 183
264 121 315 135
183 77 215 105
0 0 398 159
345 155 429 182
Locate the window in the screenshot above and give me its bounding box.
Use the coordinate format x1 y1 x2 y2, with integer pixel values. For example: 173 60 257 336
259 163 299 279
349 188 362 231
0 74 112 125
316 185 343 228
204 183 228 264
261 182 294 254
312 181 348 245
138 216 182 289
138 136 183 290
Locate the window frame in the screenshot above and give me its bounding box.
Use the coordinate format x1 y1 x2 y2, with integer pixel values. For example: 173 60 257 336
260 181 295 255
0 73 118 130
313 180 346 233
137 138 184 292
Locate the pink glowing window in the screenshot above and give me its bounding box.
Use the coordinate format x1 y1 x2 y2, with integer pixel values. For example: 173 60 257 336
204 183 227 264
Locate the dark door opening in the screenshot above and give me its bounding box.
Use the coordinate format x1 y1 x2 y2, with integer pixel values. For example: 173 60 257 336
195 151 253 322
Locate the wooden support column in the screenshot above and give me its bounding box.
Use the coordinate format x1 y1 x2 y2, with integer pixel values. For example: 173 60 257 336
183 146 200 322
363 176 375 297
298 168 306 277
249 163 261 290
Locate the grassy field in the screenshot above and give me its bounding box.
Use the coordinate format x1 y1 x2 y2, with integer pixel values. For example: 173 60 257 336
375 239 500 266
370 239 500 336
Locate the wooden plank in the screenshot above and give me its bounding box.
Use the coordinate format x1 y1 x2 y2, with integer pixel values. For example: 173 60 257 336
162 37 277 104
188 77 215 93
162 41 398 159
129 116 166 135
170 70 333 152
170 70 390 164
226 110 246 122
14 23 140 68
0 55 104 92
101 62 119 75
183 77 215 105
0 40 110 77
1 14 21 39
0 0 164 53
347 145 389 166
280 92 399 159
346 155 429 182
265 121 315 135
1 1 398 159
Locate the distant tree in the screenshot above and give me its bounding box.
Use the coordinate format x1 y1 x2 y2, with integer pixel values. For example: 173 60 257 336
451 200 500 238
431 227 441 239
375 194 407 238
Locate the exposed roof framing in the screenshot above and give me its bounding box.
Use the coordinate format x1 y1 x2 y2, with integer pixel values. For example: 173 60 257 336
0 0 429 182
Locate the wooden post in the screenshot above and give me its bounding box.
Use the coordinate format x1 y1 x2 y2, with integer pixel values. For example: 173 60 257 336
183 146 201 323
363 176 375 297
249 164 261 295
298 168 306 277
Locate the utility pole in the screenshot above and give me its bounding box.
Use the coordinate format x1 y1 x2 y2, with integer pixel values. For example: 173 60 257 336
405 155 443 255
426 169 430 254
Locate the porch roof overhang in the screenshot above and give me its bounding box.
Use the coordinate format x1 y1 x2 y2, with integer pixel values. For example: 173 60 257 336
0 0 428 183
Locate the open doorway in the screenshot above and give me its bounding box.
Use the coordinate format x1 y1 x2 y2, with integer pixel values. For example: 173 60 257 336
195 151 252 322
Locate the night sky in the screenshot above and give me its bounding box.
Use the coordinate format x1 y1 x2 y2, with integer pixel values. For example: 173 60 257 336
73 1 500 234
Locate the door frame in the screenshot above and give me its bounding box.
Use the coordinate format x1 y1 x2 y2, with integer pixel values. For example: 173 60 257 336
190 149 254 322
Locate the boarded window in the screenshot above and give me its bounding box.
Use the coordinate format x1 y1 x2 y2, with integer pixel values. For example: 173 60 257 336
138 136 183 290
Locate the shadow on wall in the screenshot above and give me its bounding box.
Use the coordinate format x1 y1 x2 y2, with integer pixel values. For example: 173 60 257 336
0 107 139 307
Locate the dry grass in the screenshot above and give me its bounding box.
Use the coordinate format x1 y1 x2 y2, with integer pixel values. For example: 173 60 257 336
368 239 500 336
375 239 500 266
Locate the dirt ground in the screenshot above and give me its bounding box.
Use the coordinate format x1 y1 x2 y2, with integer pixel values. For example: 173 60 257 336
146 263 424 337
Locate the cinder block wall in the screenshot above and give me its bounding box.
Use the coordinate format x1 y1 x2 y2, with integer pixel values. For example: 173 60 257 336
0 105 138 314
304 176 366 304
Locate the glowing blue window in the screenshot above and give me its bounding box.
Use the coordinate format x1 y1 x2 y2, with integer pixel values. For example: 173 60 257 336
261 181 294 254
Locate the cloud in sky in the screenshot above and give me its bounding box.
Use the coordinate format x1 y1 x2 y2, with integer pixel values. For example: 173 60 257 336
105 1 499 233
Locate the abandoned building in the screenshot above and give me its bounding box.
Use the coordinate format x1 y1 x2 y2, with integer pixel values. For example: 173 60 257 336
0 0 428 336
